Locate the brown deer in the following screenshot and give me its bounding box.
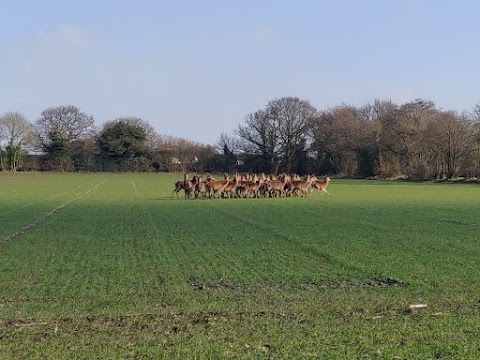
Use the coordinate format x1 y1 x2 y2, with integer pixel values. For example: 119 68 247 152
240 178 264 198
236 173 259 197
311 176 332 197
205 173 231 198
260 173 268 182
267 174 290 197
171 181 185 199
193 174 207 199
288 174 317 197
223 173 241 198
259 181 273 197
183 173 199 199
290 173 302 181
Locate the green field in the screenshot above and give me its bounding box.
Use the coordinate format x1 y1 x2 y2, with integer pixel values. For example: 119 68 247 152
1 172 479 359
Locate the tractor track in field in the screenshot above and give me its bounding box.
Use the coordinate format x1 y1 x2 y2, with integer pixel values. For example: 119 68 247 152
0 184 86 217
131 180 138 193
0 178 108 246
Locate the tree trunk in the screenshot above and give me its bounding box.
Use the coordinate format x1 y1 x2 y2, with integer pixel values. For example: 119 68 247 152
12 148 19 172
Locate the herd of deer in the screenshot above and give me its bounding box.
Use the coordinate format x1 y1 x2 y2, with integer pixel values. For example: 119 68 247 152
172 172 332 199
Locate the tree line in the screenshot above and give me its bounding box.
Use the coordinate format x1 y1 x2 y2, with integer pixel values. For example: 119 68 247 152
0 106 219 173
1 98 480 179
221 97 480 180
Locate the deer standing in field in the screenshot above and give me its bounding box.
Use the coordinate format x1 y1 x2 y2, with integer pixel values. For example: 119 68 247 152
236 174 257 197
237 177 264 198
223 173 241 198
193 174 207 199
205 173 231 198
183 173 200 199
311 176 332 197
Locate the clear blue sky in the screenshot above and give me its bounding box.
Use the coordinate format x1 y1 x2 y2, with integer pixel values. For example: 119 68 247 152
1 0 479 145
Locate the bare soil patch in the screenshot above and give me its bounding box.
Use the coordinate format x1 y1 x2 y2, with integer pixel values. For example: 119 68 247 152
190 277 406 292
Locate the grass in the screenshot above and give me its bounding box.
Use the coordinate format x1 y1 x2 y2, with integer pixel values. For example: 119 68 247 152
0 172 480 359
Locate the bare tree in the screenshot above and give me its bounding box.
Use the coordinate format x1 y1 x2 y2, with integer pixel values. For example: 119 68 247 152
155 135 215 172
34 105 95 170
267 97 316 173
237 109 280 173
215 132 241 172
468 103 480 177
436 111 474 179
472 102 480 123
310 104 381 176
376 99 437 178
310 105 359 175
367 99 398 177
161 136 192 167
229 97 480 179
0 112 35 171
216 132 241 154
35 105 95 146
236 97 317 173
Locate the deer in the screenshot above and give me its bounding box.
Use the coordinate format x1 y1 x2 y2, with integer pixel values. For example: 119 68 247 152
266 174 290 197
183 173 200 199
259 181 273 198
193 174 207 199
311 176 332 197
205 173 231 198
290 173 302 182
288 174 317 197
223 173 241 198
259 173 268 182
240 173 252 181
239 178 264 198
235 173 258 197
171 180 185 199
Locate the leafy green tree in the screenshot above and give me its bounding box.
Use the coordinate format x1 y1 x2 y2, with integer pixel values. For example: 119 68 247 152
45 132 71 171
97 120 150 171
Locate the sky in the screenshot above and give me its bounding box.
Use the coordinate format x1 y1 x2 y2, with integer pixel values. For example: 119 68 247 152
1 0 480 145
